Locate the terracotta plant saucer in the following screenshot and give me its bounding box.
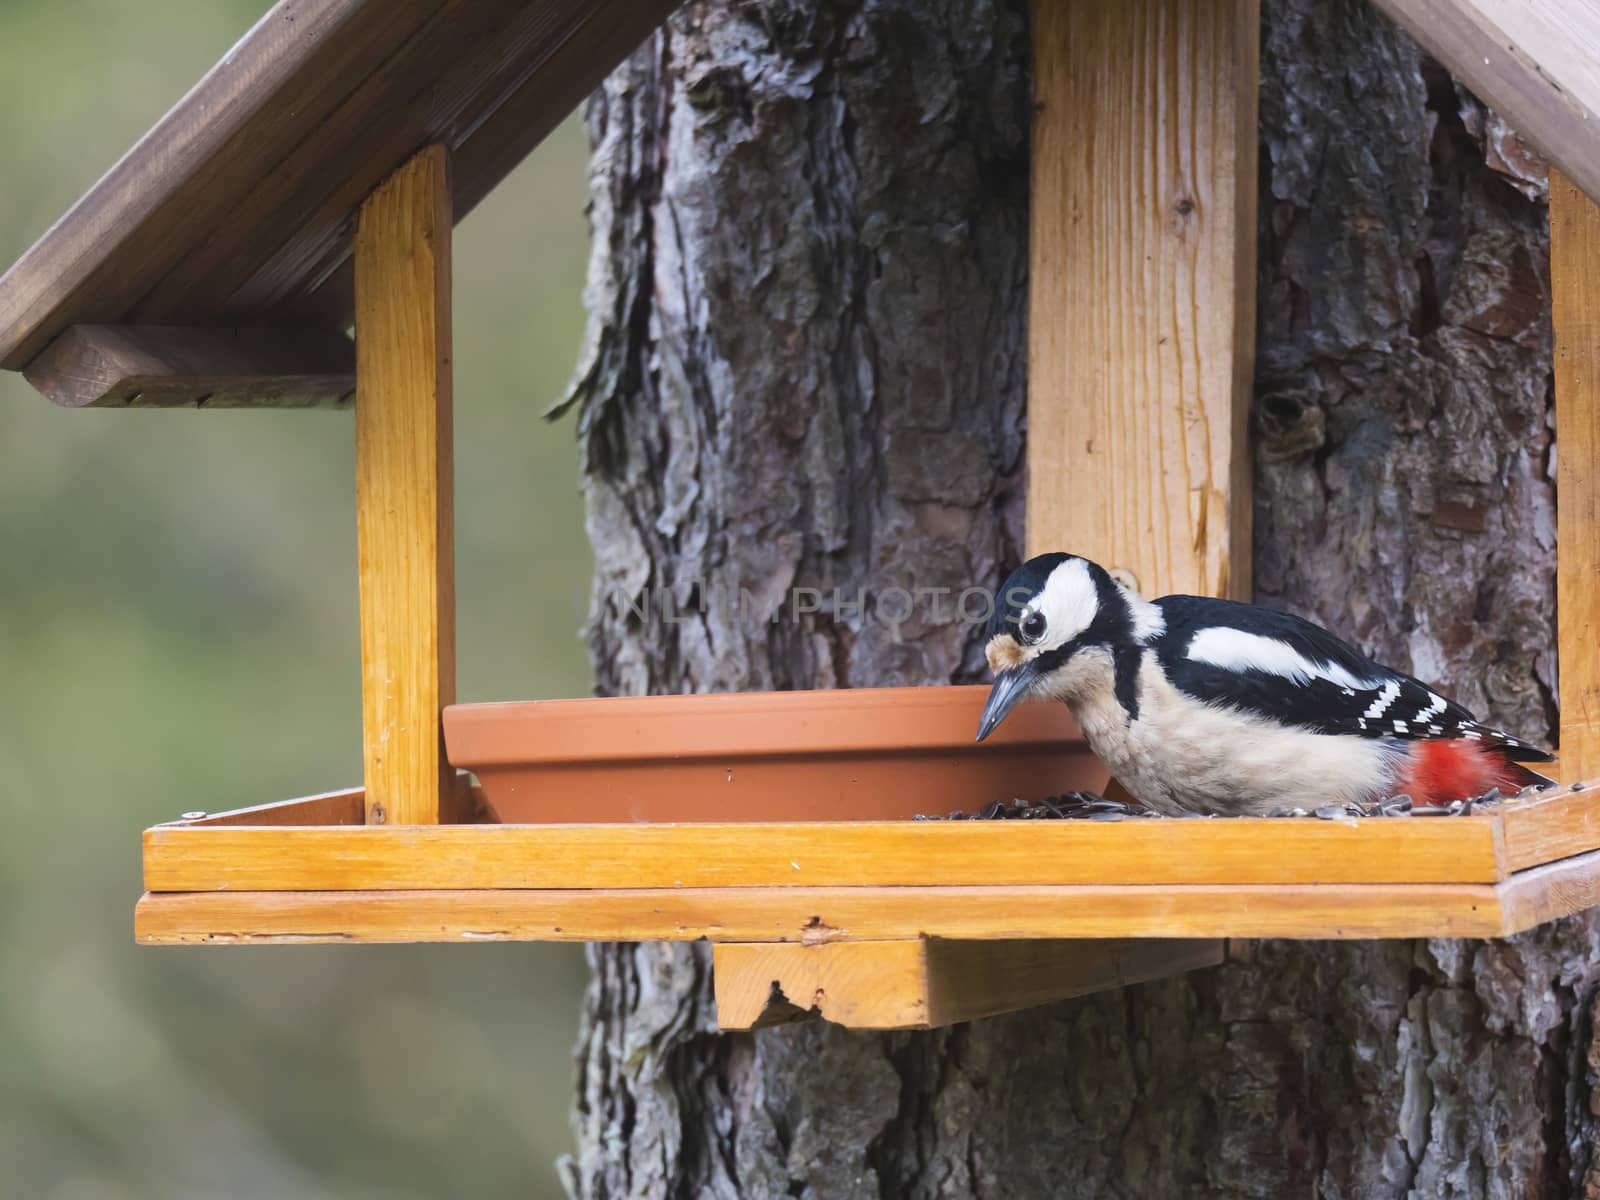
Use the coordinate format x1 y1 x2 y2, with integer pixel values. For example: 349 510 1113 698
443 685 1107 823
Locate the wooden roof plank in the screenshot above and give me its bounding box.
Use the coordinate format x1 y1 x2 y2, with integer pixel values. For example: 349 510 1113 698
448 0 669 222
141 0 553 320
1369 0 1600 204
0 0 441 370
22 325 354 408
0 0 677 374
223 0 672 323
292 0 677 327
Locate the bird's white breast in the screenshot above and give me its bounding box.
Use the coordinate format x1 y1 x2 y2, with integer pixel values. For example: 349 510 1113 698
1061 650 1404 816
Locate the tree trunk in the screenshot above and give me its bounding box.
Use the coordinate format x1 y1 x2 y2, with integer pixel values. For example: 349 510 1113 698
561 1 1599 1196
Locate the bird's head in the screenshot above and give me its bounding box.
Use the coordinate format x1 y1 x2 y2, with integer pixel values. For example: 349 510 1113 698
975 552 1147 741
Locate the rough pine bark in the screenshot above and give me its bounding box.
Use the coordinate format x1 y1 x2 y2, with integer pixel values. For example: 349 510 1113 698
559 1 1600 1196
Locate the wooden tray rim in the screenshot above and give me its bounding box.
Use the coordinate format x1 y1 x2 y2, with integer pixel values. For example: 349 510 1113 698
140 782 1600 891
133 846 1600 945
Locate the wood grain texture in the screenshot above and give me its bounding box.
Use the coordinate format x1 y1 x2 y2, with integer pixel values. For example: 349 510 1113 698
21 324 353 408
1369 0 1600 205
0 0 678 372
712 938 1225 1030
1497 848 1600 935
141 0 656 321
1499 785 1600 871
1552 167 1600 782
0 0 431 371
150 774 495 829
133 880 1514 945
141 816 1506 892
1027 0 1257 598
714 940 933 1029
157 788 365 829
560 4 1580 1194
355 144 455 826
917 937 1225 1025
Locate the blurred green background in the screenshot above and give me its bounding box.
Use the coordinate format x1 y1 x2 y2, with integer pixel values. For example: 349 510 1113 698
0 3 596 1196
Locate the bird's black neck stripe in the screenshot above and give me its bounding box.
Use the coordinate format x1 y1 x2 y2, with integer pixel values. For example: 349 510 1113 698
1029 572 1144 723
1113 644 1142 720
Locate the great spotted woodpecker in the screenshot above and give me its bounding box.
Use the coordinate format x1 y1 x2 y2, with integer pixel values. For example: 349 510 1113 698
975 552 1554 816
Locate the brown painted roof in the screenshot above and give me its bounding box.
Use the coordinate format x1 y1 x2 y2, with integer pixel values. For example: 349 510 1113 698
1370 0 1600 204
2 0 1593 380
0 0 674 372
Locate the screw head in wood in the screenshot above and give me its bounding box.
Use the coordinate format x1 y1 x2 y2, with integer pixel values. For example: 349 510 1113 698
1109 567 1141 595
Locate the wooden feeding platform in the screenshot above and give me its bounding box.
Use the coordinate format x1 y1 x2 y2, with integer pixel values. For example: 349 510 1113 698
139 781 1600 947
135 775 1600 1028
11 0 1600 1030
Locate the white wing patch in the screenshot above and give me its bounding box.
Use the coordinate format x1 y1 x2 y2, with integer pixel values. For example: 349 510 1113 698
1127 593 1166 642
1362 680 1400 719
1185 626 1376 691
1417 691 1448 719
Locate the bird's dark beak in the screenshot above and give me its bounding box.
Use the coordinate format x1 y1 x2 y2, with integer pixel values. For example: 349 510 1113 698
976 662 1040 742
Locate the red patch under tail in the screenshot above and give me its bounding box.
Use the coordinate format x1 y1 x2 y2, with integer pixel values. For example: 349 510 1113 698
1396 739 1540 805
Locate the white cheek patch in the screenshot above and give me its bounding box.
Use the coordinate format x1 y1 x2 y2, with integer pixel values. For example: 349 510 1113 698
1031 558 1100 651
1185 626 1376 691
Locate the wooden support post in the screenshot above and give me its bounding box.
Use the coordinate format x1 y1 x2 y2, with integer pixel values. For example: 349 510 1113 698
713 939 1226 1031
1015 0 1259 979
354 144 455 826
1552 168 1600 783
1027 0 1258 600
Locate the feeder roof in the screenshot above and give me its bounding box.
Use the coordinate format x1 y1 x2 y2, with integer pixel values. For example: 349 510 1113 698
0 0 1594 383
1371 0 1600 201
0 0 674 373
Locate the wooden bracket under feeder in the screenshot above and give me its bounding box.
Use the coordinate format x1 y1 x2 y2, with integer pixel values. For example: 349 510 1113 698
712 939 1231 1031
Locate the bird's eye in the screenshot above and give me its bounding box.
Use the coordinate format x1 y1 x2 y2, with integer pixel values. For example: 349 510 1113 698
1021 612 1047 643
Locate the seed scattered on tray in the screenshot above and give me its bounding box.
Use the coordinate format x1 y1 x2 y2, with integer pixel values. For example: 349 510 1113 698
914 782 1553 821
918 792 1153 821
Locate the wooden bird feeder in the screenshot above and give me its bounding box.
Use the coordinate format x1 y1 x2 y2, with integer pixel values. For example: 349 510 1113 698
8 0 1600 1031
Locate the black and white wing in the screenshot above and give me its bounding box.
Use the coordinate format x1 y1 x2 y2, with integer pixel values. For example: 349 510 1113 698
1149 595 1553 763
